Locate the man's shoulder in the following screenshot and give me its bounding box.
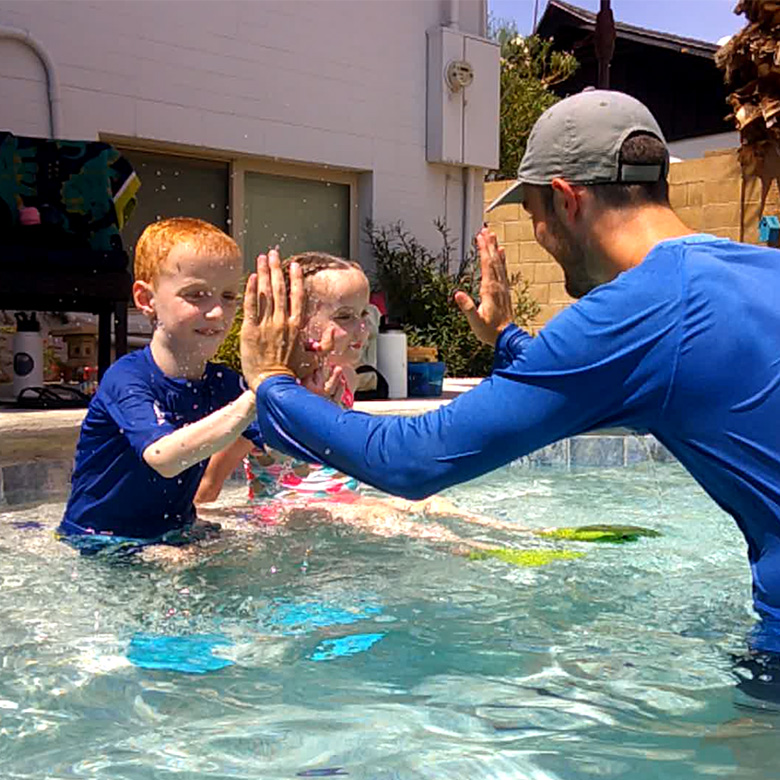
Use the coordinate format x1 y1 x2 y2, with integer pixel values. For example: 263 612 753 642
537 251 685 343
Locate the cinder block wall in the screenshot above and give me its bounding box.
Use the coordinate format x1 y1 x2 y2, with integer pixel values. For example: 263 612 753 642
484 149 779 329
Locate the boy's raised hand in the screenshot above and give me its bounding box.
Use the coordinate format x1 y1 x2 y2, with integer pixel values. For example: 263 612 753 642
454 227 514 346
240 249 303 391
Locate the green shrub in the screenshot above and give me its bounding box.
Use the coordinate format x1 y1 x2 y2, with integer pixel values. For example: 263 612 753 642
213 303 242 373
367 219 539 377
488 18 579 180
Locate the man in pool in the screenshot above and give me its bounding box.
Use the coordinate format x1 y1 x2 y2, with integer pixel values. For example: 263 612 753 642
240 90 780 706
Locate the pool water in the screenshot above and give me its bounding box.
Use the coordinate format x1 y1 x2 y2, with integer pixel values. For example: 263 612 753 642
1 459 778 779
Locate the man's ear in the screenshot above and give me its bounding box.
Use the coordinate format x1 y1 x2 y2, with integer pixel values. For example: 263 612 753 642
550 177 582 226
133 280 155 318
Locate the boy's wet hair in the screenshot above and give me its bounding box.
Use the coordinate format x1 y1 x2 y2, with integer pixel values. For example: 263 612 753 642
134 217 241 285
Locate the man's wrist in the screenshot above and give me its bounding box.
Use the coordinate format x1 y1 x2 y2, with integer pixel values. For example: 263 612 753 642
248 367 297 392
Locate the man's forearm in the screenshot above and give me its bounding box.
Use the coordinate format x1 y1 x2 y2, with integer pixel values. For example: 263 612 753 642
253 373 562 500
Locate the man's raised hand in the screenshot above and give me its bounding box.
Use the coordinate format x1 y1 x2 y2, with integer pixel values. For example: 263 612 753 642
454 227 513 346
240 249 303 392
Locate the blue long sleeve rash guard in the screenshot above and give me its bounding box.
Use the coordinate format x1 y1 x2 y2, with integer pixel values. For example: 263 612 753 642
254 235 780 642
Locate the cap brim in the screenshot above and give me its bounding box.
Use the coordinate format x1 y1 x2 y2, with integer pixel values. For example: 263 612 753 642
486 180 524 212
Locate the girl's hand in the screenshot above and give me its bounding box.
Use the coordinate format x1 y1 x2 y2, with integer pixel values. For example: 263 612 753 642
302 363 346 406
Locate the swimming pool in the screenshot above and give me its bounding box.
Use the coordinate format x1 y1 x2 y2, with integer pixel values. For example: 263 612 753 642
0 458 776 779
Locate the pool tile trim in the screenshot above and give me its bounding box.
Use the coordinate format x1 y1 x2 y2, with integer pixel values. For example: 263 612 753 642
0 379 674 509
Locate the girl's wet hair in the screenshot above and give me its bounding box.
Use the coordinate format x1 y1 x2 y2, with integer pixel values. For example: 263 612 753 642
281 251 362 281
282 252 365 311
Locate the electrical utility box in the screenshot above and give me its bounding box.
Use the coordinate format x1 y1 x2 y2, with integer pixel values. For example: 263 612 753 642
426 26 500 169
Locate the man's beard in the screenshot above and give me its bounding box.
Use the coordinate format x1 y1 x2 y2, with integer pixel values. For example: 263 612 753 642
547 216 597 299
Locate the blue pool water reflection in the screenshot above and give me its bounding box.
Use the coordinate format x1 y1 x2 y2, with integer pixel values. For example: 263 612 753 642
0 460 778 779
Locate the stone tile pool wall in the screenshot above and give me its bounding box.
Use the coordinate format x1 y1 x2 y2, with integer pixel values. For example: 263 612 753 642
0 380 674 508
0 431 675 509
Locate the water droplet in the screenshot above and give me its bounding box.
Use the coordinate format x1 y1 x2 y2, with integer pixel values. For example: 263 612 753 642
210 203 216 209
324 447 331 455
160 184 166 190
156 170 161 176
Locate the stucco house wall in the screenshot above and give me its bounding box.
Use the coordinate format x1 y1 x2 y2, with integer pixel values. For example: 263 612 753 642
0 0 490 265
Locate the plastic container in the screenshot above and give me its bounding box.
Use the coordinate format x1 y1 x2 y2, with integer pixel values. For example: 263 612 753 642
376 316 407 399
407 361 446 398
13 312 44 399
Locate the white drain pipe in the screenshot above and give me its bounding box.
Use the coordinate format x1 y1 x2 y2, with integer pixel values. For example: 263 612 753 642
0 25 61 138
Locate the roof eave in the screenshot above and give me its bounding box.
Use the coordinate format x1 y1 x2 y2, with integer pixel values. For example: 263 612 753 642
537 0 719 60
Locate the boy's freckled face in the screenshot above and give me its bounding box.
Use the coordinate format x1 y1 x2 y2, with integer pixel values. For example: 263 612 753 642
152 244 242 357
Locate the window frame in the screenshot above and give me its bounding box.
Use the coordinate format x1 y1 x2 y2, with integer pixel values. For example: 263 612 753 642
101 134 360 262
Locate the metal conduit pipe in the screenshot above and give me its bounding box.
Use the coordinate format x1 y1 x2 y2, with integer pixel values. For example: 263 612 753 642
448 0 460 29
462 167 474 271
447 0 489 263
0 25 61 138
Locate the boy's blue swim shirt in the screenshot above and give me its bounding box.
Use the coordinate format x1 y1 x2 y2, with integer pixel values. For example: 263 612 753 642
60 347 262 540
253 236 780 647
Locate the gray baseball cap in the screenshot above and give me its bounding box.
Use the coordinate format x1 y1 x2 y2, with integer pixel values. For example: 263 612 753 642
487 89 668 211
